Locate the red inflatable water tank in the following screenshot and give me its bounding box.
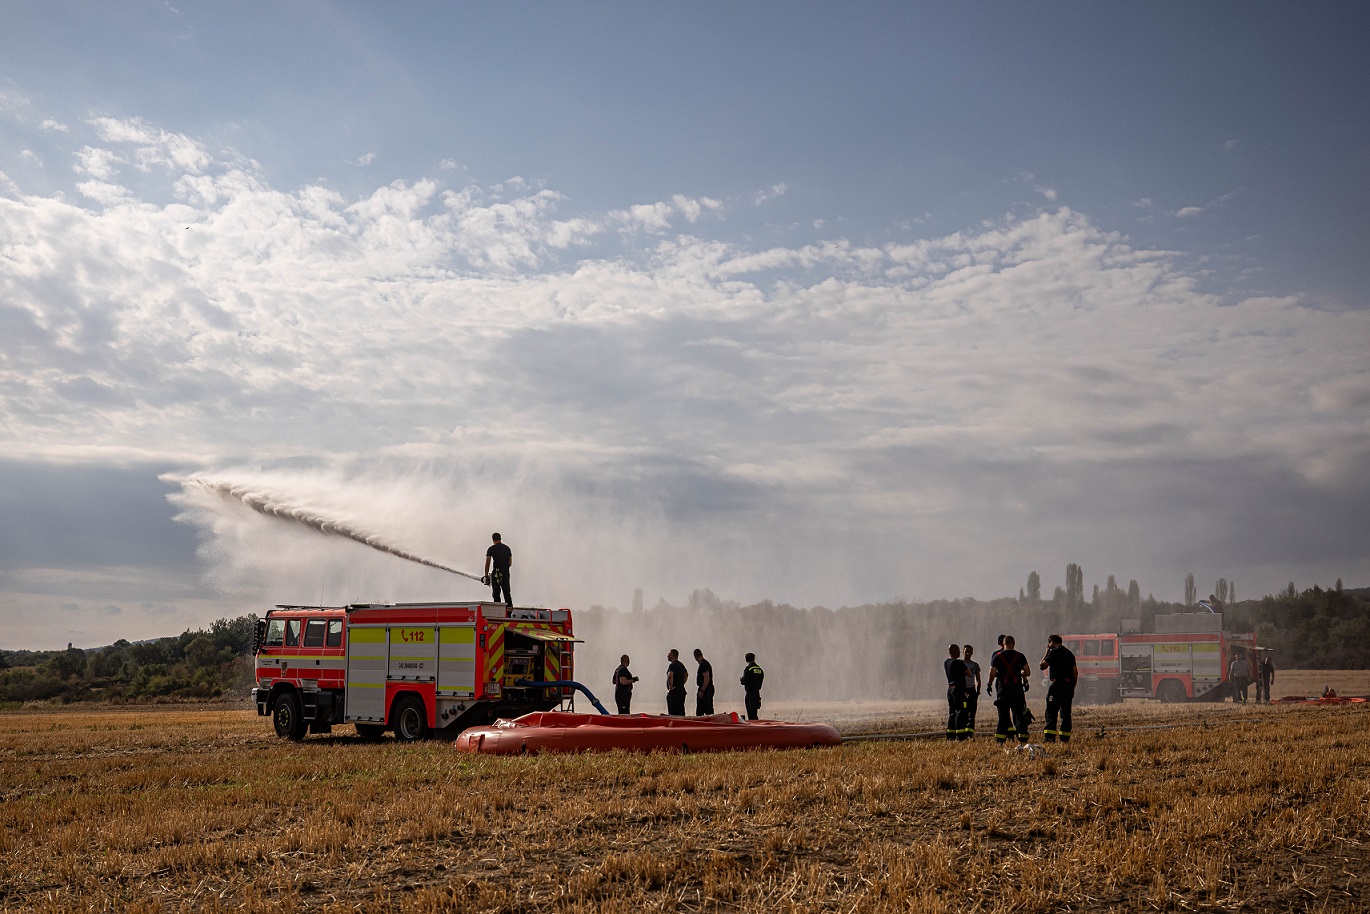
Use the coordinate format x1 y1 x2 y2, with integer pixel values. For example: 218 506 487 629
453 711 842 755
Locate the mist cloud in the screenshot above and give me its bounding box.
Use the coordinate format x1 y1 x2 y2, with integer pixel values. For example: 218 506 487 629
1 109 1367 641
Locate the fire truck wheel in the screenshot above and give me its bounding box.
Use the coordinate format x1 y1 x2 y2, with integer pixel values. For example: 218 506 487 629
355 723 386 742
272 691 307 741
392 696 430 742
1157 679 1187 704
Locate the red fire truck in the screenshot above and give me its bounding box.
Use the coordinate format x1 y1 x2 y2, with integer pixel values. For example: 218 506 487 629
252 601 579 741
1062 612 1257 704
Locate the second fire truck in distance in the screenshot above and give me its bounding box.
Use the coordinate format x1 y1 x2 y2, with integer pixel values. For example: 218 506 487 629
1062 612 1257 704
252 601 578 741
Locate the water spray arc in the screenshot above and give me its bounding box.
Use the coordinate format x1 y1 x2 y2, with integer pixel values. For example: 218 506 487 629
190 479 485 583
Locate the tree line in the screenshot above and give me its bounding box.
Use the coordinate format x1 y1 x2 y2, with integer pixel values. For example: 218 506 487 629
0 616 256 706
1 575 1365 706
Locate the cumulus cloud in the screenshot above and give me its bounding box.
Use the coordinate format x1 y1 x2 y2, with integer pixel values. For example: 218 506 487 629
88 115 212 174
753 183 787 205
1 111 1366 615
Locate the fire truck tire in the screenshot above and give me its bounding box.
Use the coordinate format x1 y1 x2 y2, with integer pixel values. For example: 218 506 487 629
1157 679 1187 704
392 696 430 742
355 723 386 742
272 691 307 741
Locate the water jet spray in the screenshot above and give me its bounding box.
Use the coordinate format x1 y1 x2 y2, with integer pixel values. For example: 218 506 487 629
189 478 485 583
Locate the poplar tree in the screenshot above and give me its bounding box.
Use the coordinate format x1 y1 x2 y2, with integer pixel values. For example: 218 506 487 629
1066 563 1084 613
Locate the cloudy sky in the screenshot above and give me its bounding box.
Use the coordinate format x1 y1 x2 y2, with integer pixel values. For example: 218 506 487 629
2 2 1367 650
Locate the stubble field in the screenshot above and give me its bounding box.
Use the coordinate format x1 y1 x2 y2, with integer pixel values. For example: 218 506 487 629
2 683 1368 913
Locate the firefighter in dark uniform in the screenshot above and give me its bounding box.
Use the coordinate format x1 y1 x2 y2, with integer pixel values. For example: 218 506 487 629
944 643 969 740
963 644 981 735
1040 634 1077 743
665 649 688 716
693 648 715 716
741 652 764 720
987 635 1031 745
989 633 1015 740
482 533 513 607
612 654 637 714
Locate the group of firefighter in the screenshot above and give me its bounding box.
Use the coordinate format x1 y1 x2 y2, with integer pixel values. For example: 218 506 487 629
944 634 1077 745
611 649 765 721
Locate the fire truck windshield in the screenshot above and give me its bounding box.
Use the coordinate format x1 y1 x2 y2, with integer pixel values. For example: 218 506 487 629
265 619 285 647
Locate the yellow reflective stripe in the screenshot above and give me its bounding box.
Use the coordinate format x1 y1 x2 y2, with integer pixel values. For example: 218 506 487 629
441 627 475 644
346 682 385 689
349 655 386 662
350 628 387 644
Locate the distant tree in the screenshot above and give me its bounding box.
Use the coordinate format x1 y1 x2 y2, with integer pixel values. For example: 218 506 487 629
1231 581 1236 603
1215 578 1230 604
632 588 644 613
1019 587 1026 602
1065 563 1084 612
1287 582 1297 600
1052 586 1066 607
45 646 86 681
1185 573 1196 606
1026 571 1041 602
1336 578 1343 594
1128 579 1141 609
1092 584 1100 607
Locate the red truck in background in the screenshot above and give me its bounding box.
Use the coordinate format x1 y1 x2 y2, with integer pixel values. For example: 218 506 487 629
252 601 579 741
1063 612 1257 704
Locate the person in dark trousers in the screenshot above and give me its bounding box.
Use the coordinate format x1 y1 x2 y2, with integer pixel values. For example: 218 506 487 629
612 654 638 714
989 634 1014 740
944 644 969 740
741 653 764 720
1040 634 1077 743
987 635 1031 745
1259 655 1275 703
963 644 982 735
693 648 715 716
1229 650 1250 703
482 533 512 607
665 649 688 716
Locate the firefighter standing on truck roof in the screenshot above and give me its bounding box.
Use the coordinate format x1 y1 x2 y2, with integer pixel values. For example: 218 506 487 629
665 649 688 716
944 644 969 741
987 635 1031 745
1040 634 1077 743
693 648 715 716
482 533 512 607
741 653 764 720
613 654 637 714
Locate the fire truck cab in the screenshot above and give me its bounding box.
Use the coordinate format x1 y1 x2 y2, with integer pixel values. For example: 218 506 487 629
252 601 578 741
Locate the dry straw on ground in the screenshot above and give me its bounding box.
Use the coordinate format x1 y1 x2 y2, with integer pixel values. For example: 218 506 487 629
1 696 1367 912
